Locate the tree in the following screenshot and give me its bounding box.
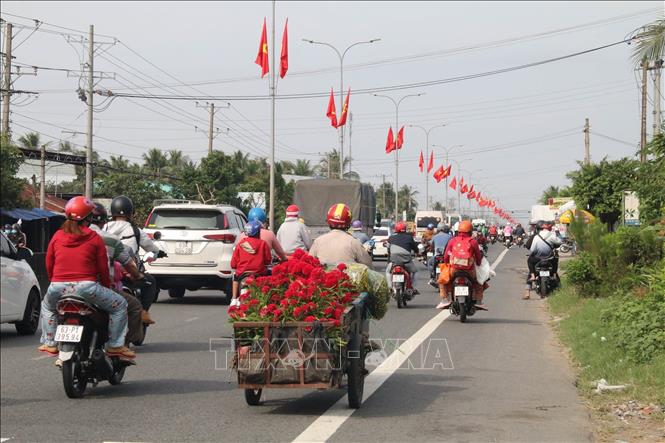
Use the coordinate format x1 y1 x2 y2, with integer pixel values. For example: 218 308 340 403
631 18 665 66
375 182 395 218
142 148 168 180
17 132 43 150
635 128 665 223
567 158 640 229
282 159 315 176
539 185 571 205
317 149 349 178
398 185 419 219
432 201 444 211
0 135 28 208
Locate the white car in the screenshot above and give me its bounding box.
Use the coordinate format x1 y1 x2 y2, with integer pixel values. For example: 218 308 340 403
0 232 41 335
142 202 247 301
370 227 392 260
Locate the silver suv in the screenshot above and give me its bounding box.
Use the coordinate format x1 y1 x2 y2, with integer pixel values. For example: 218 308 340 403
142 201 247 301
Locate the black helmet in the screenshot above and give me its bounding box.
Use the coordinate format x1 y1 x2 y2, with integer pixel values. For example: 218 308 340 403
110 195 134 217
91 203 108 224
536 220 545 231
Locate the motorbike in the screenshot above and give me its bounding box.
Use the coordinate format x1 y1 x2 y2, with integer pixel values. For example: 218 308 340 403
363 239 376 258
488 234 497 244
389 263 414 309
498 233 505 243
558 237 575 254
514 235 525 247
504 235 512 248
450 271 477 322
54 296 135 398
532 253 559 298
120 250 162 346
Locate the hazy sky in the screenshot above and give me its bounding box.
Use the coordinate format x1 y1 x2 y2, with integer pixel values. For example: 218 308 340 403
2 1 662 219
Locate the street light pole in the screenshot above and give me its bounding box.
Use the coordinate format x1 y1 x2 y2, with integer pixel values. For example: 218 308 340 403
303 38 381 178
432 144 463 212
373 93 424 220
408 123 447 211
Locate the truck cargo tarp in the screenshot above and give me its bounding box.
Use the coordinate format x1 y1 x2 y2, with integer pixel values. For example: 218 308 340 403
294 179 375 228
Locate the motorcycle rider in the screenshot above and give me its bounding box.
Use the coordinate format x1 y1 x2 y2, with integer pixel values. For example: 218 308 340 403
90 203 155 335
104 196 164 311
350 220 370 244
472 225 489 256
439 220 487 310
386 221 420 295
523 221 562 300
428 223 452 288
309 203 372 267
240 207 288 262
229 220 273 308
503 223 514 245
488 224 498 242
38 196 134 360
421 223 435 243
513 223 525 244
276 205 312 255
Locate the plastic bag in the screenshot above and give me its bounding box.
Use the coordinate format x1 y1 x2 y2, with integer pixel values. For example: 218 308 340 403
437 263 452 285
475 257 492 284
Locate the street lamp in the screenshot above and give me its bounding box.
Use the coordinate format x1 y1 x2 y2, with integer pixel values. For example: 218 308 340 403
460 167 484 217
303 37 381 178
373 92 424 220
431 143 463 212
408 123 447 211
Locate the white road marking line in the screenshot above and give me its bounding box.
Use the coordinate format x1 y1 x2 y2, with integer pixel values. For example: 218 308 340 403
184 317 199 322
2 438 13 442
292 250 508 443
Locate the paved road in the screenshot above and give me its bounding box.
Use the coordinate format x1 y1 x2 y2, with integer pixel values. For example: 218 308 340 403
0 245 591 442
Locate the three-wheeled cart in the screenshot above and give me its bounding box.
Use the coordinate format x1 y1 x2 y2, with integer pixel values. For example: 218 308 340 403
232 293 370 408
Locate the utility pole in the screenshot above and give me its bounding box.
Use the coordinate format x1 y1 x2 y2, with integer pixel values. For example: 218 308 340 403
348 112 353 174
268 0 276 231
196 101 228 153
584 118 590 165
653 59 662 136
382 174 386 213
208 102 215 154
1 22 12 136
85 25 94 199
640 60 648 163
40 144 46 209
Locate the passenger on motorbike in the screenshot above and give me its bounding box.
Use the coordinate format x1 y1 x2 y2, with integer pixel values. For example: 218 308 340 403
309 203 372 267
472 226 489 256
241 207 288 262
230 221 272 308
428 223 452 288
38 197 134 360
104 196 164 311
421 224 435 244
523 222 561 300
350 220 370 244
439 220 487 310
514 223 525 238
386 221 420 295
90 203 154 337
503 224 514 244
276 205 312 255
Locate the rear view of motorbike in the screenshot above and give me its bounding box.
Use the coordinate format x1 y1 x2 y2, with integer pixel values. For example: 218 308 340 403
390 265 413 309
451 272 476 322
533 257 558 298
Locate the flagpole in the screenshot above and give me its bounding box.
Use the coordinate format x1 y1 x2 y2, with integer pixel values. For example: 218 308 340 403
408 123 446 211
269 0 276 231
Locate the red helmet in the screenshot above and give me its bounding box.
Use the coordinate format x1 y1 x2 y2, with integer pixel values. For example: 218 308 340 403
286 204 300 218
65 196 95 221
394 222 407 233
326 203 352 229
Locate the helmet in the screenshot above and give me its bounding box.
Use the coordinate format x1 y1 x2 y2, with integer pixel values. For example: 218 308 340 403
351 220 363 230
326 203 352 229
248 207 267 224
110 195 134 217
91 203 108 224
458 220 473 233
244 220 262 238
442 224 451 234
436 222 445 232
394 221 407 233
65 196 95 221
536 220 545 231
427 223 435 230
285 204 300 218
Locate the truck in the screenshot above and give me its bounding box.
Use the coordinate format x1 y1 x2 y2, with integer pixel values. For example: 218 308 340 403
530 204 557 223
293 179 376 239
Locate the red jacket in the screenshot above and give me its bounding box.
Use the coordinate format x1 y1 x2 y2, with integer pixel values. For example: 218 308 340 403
46 226 111 288
443 232 483 266
230 237 272 276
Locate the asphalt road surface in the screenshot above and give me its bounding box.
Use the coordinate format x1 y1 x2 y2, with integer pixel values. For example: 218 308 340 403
0 245 591 442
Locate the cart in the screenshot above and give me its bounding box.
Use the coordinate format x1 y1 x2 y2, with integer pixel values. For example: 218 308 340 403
232 293 370 408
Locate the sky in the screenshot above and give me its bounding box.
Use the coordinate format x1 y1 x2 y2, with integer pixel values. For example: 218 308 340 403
2 1 662 220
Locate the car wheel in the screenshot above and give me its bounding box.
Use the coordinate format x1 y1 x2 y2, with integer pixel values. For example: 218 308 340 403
15 288 40 335
168 287 186 298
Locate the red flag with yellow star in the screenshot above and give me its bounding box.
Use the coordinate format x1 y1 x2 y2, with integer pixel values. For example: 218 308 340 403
337 88 351 127
255 18 269 77
326 88 337 128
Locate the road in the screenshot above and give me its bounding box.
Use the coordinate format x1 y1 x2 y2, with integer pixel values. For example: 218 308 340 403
0 245 591 442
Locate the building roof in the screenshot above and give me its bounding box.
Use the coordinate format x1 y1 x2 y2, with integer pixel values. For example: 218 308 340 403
20 184 68 213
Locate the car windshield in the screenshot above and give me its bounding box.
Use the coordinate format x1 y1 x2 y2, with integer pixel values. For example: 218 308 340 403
147 209 226 230
417 216 441 228
373 229 389 237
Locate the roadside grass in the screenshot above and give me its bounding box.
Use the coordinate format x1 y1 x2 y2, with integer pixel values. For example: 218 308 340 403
548 283 665 408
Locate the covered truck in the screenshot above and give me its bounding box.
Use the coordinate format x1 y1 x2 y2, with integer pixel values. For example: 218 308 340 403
294 179 376 239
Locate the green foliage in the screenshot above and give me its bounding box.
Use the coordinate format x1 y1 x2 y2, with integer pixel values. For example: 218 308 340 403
635 129 665 224
95 171 168 223
563 252 599 295
539 185 571 205
0 135 29 209
566 158 640 228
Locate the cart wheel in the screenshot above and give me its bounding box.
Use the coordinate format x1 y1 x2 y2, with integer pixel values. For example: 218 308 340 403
347 334 365 409
245 388 262 405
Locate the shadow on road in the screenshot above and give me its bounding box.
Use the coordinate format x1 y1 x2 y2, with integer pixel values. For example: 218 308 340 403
156 295 228 306
135 341 211 354
85 377 235 398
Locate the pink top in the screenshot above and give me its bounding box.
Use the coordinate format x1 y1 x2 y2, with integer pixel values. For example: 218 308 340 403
238 228 287 261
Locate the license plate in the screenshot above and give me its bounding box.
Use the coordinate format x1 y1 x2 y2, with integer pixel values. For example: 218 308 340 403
175 241 192 255
392 274 405 283
54 325 84 343
539 270 550 277
436 267 441 274
454 286 469 296
427 252 433 258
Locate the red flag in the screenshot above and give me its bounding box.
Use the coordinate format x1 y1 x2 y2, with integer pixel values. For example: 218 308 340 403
280 19 288 78
427 151 434 173
396 126 404 149
385 127 395 153
255 18 269 77
337 88 351 127
418 151 424 172
467 191 476 200
326 88 337 128
467 185 474 195
460 177 465 189
476 191 482 202
441 164 452 179
449 176 457 190
460 179 468 194
433 165 445 182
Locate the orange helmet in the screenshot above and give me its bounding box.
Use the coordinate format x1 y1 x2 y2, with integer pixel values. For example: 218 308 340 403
326 203 352 229
458 220 473 233
65 196 95 221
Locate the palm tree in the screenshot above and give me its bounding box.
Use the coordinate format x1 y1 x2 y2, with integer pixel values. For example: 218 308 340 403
292 159 314 176
142 148 168 180
166 149 190 172
398 185 419 218
109 155 130 170
631 18 665 66
317 149 350 178
18 132 43 150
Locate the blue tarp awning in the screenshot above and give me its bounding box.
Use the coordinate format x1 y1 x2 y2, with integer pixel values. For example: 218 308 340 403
0 208 63 221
